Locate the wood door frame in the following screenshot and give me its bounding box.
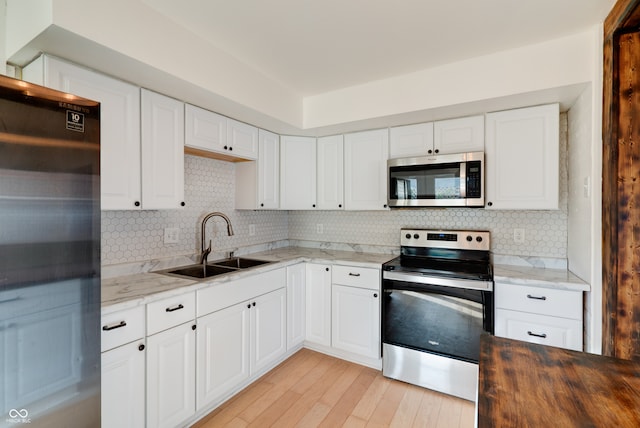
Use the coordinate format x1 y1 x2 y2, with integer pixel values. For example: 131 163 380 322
603 0 640 357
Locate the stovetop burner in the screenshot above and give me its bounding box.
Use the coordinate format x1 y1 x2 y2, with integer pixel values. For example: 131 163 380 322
383 228 493 282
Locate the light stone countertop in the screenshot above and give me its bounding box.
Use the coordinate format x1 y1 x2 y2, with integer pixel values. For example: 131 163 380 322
493 264 589 292
101 247 396 315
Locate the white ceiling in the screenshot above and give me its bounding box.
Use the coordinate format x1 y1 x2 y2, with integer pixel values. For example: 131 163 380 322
142 0 615 97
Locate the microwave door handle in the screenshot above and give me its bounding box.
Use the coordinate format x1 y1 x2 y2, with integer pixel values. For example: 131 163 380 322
460 161 467 198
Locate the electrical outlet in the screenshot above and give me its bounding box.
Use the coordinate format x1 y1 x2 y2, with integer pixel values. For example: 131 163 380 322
317 224 323 234
513 228 525 244
249 224 256 236
164 227 179 244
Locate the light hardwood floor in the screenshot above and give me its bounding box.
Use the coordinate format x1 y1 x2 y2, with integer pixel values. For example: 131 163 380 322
192 348 475 428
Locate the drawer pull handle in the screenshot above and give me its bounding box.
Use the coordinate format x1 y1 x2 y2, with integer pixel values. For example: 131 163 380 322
526 294 547 301
166 304 184 313
348 273 361 277
527 331 547 339
102 321 127 331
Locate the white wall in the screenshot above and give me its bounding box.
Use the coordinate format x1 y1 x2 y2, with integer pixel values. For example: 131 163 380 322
5 0 52 61
303 30 597 130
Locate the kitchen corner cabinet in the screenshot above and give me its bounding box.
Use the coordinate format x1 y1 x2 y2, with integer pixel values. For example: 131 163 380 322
494 282 583 351
344 129 389 210
280 136 317 209
140 89 186 209
287 263 306 350
235 129 280 209
485 104 559 209
305 263 332 347
317 135 345 210
23 55 142 210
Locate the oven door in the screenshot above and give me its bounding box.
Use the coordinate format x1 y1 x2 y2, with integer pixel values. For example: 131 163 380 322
382 275 493 363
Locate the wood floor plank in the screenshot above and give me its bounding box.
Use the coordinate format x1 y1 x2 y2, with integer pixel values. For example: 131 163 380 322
192 349 476 428
351 372 392 420
317 367 378 428
389 384 424 428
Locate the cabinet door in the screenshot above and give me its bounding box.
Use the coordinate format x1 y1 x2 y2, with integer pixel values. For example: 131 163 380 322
485 104 559 209
495 308 582 351
287 264 306 350
280 136 317 209
147 322 196 428
196 302 250 411
258 129 280 209
317 135 344 210
185 103 227 152
251 288 287 374
434 115 484 154
102 341 146 428
141 89 185 210
332 284 380 359
30 55 142 210
305 263 332 347
344 129 389 210
389 122 434 158
227 118 258 160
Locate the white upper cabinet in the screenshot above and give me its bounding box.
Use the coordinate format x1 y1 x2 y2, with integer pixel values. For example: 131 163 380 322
227 118 259 160
317 135 344 210
485 104 559 210
344 129 389 210
23 55 142 210
434 115 484 154
280 136 317 210
389 122 433 159
140 89 185 210
185 104 227 152
235 129 280 210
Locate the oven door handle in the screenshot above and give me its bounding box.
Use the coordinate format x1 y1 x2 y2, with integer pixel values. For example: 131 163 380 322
382 270 493 291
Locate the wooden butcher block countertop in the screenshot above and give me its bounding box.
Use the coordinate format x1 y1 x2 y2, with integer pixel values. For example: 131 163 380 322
477 334 640 427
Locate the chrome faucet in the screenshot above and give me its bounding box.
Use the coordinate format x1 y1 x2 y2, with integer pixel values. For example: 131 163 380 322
200 212 234 265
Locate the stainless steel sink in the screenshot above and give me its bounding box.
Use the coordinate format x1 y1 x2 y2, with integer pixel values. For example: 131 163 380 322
156 257 272 280
209 257 271 269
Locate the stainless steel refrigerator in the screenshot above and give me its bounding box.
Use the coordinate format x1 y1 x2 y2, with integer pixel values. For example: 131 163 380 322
0 75 101 427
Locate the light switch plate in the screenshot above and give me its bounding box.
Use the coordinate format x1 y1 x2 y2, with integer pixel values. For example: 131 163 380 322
164 227 179 244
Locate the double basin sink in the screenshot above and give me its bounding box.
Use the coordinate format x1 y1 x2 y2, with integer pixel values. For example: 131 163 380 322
157 257 272 280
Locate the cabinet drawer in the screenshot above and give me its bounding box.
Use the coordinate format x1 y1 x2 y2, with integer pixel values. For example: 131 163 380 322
332 265 380 290
495 282 582 320
101 306 145 352
147 292 196 336
495 308 582 351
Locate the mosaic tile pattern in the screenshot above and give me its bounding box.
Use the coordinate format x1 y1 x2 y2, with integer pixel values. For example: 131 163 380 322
102 155 289 265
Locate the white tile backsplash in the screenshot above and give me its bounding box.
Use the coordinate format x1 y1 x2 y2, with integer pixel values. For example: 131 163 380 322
103 114 568 267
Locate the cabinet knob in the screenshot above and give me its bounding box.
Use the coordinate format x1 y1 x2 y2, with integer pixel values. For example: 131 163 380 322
434 149 439 154
487 202 493 207
180 201 186 207
338 204 342 208
229 146 233 151
192 324 197 330
252 302 256 307
312 204 316 208
427 149 433 154
134 201 140 207
138 344 145 352
383 204 388 208
260 203 264 207
373 293 378 298
325 267 329 272
247 304 251 309
224 145 228 150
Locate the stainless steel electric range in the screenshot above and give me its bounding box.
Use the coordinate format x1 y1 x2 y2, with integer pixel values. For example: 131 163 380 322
381 228 494 401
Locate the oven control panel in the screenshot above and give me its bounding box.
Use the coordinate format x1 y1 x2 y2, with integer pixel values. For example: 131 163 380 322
400 229 490 251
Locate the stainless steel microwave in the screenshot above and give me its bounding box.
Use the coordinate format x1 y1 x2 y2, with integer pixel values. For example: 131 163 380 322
387 151 484 208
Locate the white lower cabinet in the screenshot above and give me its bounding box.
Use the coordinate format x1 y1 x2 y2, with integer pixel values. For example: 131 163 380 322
331 284 380 359
196 287 286 412
286 263 306 350
102 341 146 428
146 322 196 428
305 263 332 347
494 282 583 351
